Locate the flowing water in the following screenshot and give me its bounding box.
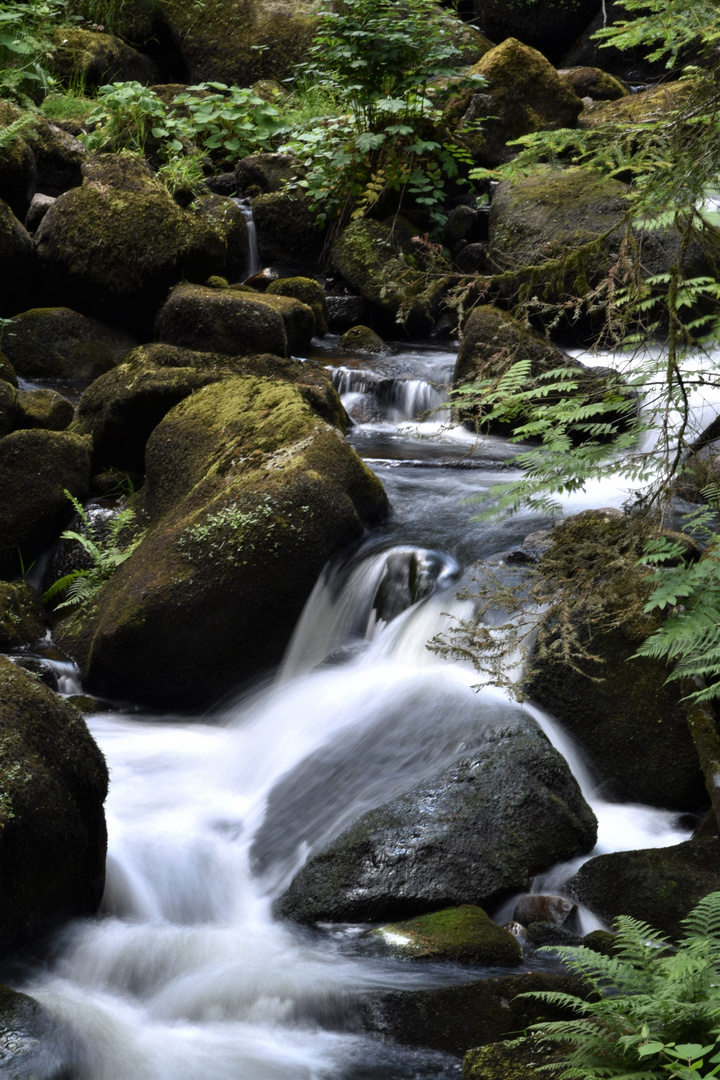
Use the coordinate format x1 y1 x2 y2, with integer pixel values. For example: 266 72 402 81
3 336 706 1078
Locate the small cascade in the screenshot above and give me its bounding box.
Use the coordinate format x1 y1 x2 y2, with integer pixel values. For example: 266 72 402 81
232 196 261 281
332 366 445 423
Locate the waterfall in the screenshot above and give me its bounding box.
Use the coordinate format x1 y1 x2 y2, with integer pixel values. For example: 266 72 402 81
232 196 261 281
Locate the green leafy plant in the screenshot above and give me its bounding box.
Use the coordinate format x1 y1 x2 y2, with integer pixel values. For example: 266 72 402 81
170 82 281 165
521 891 720 1080
82 80 173 153
43 491 143 611
0 0 78 104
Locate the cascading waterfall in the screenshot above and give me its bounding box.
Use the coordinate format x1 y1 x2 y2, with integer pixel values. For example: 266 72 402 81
232 196 262 281
3 336 702 1079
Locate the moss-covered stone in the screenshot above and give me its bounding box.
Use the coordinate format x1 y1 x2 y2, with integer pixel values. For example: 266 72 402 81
579 79 691 130
0 198 35 317
568 837 720 940
15 388 74 431
195 194 250 283
229 288 316 353
0 581 46 650
339 324 390 354
252 189 324 273
463 1037 560 1080
558 66 629 101
376 905 522 965
27 112 87 200
155 283 288 356
48 27 158 87
160 0 317 87
267 277 329 337
2 306 136 381
523 511 710 810
0 351 17 387
362 972 587 1057
56 376 387 707
235 152 296 196
0 428 91 579
446 38 582 168
0 655 108 954
0 380 16 438
35 154 225 334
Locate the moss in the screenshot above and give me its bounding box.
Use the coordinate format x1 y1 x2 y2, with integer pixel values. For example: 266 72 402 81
155 283 288 357
230 289 315 353
0 379 17 437
559 66 629 101
339 325 389 354
15 388 74 431
579 79 692 130
47 26 157 87
0 582 46 650
463 1037 559 1080
376 905 522 965
2 307 136 381
267 277 329 336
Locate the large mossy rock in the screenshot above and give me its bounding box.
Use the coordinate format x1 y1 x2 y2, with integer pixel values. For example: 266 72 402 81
228 286 316 353
15 388 74 432
160 0 317 87
558 66 629 102
331 217 441 334
0 199 35 317
35 155 225 334
56 376 387 708
0 582 46 651
579 80 692 131
0 655 108 954
266 277 329 337
523 511 710 811
0 428 91 580
2 307 136 380
568 837 720 940
155 283 289 356
447 39 582 168
252 190 324 273
48 27 158 87
361 972 586 1057
468 0 599 65
463 1037 558 1080
275 716 597 924
375 905 522 965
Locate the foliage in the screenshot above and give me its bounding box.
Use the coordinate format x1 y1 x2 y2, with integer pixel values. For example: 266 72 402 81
82 79 171 153
156 150 208 198
283 0 484 230
0 0 76 104
521 891 720 1080
43 491 143 611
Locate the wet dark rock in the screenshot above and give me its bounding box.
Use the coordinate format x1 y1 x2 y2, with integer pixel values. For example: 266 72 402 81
362 972 587 1057
326 295 366 331
15 388 74 432
2 307 136 381
24 193 55 234
56 376 387 708
194 195 250 284
7 655 59 691
0 381 17 438
0 582 46 651
453 243 489 274
568 837 720 940
0 428 91 580
276 716 597 924
0 984 74 1079
0 200 35 318
513 893 575 926
235 153 296 195
0 655 108 955
525 920 583 949
252 190 324 274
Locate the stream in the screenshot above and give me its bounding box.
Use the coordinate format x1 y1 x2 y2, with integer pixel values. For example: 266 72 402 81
3 335 702 1079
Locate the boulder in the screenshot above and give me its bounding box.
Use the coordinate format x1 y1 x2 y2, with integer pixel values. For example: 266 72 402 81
339 325 390 354
159 0 317 87
235 152 296 196
446 38 582 168
275 716 597 924
523 511 710 811
266 277 329 337
55 376 387 708
513 893 575 927
468 0 599 65
440 12 494 66
47 27 158 87
14 388 74 431
0 353 16 387
0 581 46 651
195 194 250 283
24 192 55 233
375 905 522 965
27 117 86 199
252 190 324 273
0 428 91 580
155 284 289 357
579 80 692 131
1 307 136 381
0 380 16 438
558 66 629 102
228 287 316 353
568 837 720 940
361 972 586 1057
0 985 74 1077
0 199 35 318
35 154 225 334
0 655 108 954
463 1037 560 1080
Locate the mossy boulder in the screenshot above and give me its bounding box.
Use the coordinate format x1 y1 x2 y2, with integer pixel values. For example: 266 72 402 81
579 79 691 131
469 0 600 65
15 388 74 431
155 283 289 356
0 381 17 438
558 66 629 101
56 376 387 707
446 38 582 168
331 217 441 333
0 352 16 387
2 307 136 381
523 511 709 810
35 154 225 334
267 277 329 337
195 194 250 283
235 152 296 196
463 1037 560 1080
362 972 586 1057
0 582 46 650
276 715 596 924
252 189 324 273
0 199 35 318
160 0 317 87
0 655 108 954
48 27 158 87
0 428 91 579
339 325 390 354
229 287 316 353
375 905 522 965
568 837 720 940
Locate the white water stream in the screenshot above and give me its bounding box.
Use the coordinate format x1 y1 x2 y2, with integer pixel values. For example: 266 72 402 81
5 336 714 1078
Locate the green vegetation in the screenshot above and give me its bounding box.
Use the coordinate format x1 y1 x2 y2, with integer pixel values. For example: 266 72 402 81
0 0 74 103
522 891 720 1080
